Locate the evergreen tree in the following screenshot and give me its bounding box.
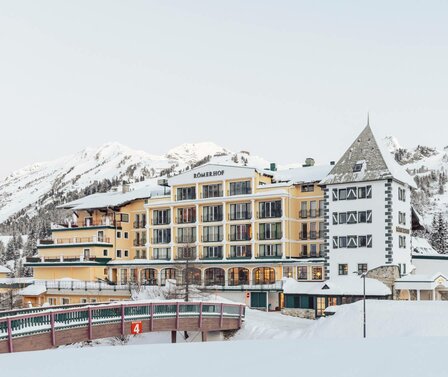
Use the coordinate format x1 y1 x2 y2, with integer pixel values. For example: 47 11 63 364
0 241 5 265
5 238 16 261
430 213 448 254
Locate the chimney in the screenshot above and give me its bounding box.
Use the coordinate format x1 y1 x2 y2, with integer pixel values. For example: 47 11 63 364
303 158 315 167
330 161 335 165
270 163 277 171
122 182 131 193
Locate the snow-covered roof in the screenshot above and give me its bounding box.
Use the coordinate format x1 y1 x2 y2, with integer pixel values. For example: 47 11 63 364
274 164 333 184
412 237 440 256
0 265 11 274
320 124 417 188
18 284 47 296
395 273 448 283
283 276 391 296
59 184 165 210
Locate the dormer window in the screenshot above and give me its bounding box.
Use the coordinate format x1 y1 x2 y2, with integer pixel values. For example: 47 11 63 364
353 162 364 172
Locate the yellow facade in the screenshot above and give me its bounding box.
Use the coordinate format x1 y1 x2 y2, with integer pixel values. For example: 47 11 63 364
25 164 327 308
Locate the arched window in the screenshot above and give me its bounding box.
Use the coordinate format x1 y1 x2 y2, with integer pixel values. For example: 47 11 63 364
228 268 249 286
161 268 177 286
140 269 158 285
253 267 275 285
205 268 225 286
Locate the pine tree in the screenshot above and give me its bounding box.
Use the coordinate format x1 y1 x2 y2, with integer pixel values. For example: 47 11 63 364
0 241 5 265
5 238 16 261
430 213 448 254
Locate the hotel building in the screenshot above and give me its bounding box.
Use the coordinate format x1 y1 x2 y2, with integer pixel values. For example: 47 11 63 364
24 163 331 309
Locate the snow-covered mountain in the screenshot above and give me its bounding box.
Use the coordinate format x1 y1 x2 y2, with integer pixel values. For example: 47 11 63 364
0 142 271 229
387 139 448 225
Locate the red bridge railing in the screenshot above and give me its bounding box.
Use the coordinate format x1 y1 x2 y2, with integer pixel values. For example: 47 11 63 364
0 301 245 353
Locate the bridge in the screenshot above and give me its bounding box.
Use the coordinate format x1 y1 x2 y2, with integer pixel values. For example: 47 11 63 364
0 301 245 353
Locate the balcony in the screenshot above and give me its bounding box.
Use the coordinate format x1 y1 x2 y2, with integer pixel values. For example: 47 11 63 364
39 236 112 246
55 219 121 229
133 238 147 247
151 218 171 226
152 252 171 261
258 232 282 241
200 191 223 199
257 211 282 219
257 251 282 258
175 235 197 244
175 250 197 260
299 231 324 241
228 212 252 221
201 235 223 243
133 221 147 229
228 252 252 259
202 252 223 260
201 215 223 223
151 238 171 245
176 216 196 224
25 255 108 263
299 209 324 219
228 233 251 242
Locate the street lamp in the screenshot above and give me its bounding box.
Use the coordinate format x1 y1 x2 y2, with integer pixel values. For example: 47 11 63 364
353 271 367 338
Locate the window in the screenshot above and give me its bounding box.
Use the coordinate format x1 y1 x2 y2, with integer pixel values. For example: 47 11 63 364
301 244 308 257
202 226 223 242
353 163 363 172
399 212 406 225
124 250 129 257
298 266 308 280
119 214 129 223
338 189 347 200
398 263 407 276
203 246 223 259
339 212 347 224
310 244 318 257
332 189 338 201
347 187 357 200
48 298 57 306
90 299 97 303
358 264 368 274
176 227 196 243
177 186 196 201
229 181 251 196
229 202 251 220
81 298 88 304
259 222 282 240
230 224 252 241
398 187 406 201
399 236 407 248
347 235 357 248
124 232 129 239
259 244 282 257
153 248 171 260
117 231 122 238
153 228 171 244
230 245 251 258
283 266 293 278
338 236 347 248
301 184 314 192
338 264 348 276
347 211 357 224
153 209 171 225
202 205 223 222
358 211 367 223
358 236 367 247
62 298 70 305
202 184 222 198
259 200 282 218
116 249 122 258
177 207 196 224
312 267 323 280
103 249 108 257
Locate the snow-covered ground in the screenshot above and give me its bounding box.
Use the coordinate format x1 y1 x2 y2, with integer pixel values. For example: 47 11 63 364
3 300 448 376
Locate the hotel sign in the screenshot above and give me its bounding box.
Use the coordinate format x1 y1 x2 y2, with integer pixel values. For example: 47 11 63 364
396 226 410 234
194 170 224 179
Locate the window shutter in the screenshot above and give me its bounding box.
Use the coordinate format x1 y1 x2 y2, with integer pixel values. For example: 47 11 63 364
333 236 339 249
332 189 338 201
366 210 372 223
367 235 372 248
332 212 338 225
347 187 357 200
348 211 357 224
366 185 372 198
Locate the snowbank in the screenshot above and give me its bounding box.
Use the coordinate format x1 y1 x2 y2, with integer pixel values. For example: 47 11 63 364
302 300 448 338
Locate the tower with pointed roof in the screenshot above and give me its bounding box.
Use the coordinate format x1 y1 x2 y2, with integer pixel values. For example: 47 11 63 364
320 121 416 279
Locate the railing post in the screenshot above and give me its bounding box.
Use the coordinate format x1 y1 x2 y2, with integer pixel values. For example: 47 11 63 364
51 313 56 346
149 303 154 331
88 307 92 340
220 303 224 328
7 318 13 353
238 305 244 328
175 302 180 330
121 304 125 336
199 302 203 329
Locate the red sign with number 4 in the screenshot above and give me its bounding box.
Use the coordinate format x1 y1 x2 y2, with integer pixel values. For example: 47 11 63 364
131 321 142 335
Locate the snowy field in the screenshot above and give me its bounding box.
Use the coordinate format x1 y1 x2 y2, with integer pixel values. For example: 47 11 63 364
3 300 448 376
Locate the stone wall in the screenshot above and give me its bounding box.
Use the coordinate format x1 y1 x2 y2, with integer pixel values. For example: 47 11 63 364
281 308 315 320
366 265 400 289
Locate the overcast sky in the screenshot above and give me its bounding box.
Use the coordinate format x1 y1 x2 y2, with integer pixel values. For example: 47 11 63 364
1 1 447 178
